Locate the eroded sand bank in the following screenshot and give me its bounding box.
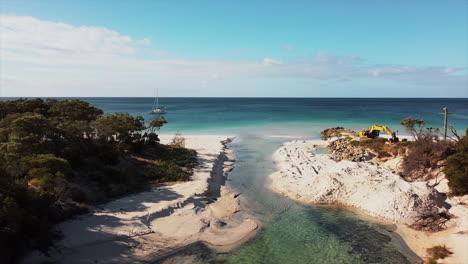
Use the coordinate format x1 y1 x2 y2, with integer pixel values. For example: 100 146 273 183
268 139 467 263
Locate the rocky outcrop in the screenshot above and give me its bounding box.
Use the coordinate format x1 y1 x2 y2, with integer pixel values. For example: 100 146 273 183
328 138 373 162
320 127 356 140
269 140 450 225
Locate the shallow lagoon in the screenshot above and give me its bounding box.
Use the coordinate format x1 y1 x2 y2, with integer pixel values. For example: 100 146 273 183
157 135 421 264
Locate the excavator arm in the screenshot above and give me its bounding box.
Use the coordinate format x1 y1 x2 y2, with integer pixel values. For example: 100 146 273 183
381 126 394 137
359 125 399 143
369 125 392 135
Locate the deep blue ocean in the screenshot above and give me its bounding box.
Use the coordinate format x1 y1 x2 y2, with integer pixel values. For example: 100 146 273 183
2 97 466 136
2 97 467 263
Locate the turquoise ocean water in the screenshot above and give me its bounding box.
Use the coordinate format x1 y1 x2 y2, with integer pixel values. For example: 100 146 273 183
3 97 467 263
79 97 468 137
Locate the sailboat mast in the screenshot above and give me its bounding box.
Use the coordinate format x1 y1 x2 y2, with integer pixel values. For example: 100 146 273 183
152 89 157 111
156 89 159 109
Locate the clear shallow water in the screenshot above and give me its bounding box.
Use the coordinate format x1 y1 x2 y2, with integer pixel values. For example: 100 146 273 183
156 135 419 264
3 97 467 263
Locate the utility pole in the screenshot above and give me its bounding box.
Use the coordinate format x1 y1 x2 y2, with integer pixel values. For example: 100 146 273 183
443 107 448 139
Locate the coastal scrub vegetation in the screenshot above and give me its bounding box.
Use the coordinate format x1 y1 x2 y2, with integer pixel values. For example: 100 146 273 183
445 129 468 195
401 130 456 181
350 138 392 158
321 127 356 140
396 119 467 195
399 118 465 189
425 245 453 264
400 117 425 139
170 132 186 147
325 119 467 196
350 138 409 159
347 118 463 192
0 98 197 262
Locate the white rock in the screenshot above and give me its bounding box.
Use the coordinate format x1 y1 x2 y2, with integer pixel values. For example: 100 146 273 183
269 140 449 225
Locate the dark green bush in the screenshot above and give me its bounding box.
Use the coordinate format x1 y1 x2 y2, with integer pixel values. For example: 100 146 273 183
149 160 192 182
163 146 198 167
0 98 195 260
445 129 468 195
48 99 103 122
0 173 59 263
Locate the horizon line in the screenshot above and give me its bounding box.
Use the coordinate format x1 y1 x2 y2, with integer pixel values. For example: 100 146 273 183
1 96 467 99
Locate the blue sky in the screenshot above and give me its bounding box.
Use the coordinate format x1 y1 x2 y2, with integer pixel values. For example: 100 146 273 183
1 0 467 97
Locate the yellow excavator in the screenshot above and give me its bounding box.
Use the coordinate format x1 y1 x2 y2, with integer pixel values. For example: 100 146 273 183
359 125 399 143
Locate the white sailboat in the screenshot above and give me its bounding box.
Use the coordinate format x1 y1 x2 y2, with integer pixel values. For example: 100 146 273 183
150 89 167 114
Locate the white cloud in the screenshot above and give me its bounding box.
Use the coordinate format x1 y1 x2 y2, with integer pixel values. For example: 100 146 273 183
262 58 282 66
1 15 150 56
0 15 466 97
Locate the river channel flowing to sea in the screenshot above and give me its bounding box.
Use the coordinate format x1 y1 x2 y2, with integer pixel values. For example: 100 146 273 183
5 97 464 263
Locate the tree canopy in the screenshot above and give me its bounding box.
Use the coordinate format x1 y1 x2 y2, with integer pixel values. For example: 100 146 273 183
445 129 468 195
149 116 168 133
400 117 425 139
0 98 196 262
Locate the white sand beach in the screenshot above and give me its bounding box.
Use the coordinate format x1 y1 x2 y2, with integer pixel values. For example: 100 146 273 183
23 135 258 264
268 139 468 263
396 195 468 264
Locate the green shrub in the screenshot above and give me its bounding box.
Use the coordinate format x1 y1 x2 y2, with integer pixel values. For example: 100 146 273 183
400 117 425 138
445 129 468 195
359 138 387 148
146 144 197 168
165 146 197 167
48 99 103 122
0 98 199 259
0 173 58 263
149 161 192 182
351 138 391 158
